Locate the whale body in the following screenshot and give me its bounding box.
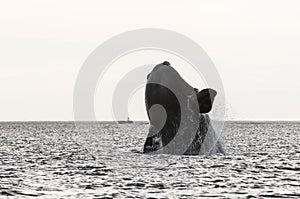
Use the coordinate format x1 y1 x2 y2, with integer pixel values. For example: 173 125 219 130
143 61 225 155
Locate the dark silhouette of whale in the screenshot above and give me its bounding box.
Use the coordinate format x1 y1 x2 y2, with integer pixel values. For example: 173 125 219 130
143 61 225 155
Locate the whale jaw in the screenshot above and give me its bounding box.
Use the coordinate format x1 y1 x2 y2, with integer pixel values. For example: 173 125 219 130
143 132 163 153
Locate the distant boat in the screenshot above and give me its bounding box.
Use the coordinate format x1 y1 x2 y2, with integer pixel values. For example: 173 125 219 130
117 117 133 124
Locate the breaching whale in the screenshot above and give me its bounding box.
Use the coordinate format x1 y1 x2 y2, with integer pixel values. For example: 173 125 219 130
143 61 225 155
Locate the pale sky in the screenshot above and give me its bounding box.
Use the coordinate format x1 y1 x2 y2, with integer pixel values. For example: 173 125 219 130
0 0 300 121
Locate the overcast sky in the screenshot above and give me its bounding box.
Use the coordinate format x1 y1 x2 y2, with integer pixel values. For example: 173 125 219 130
0 0 299 121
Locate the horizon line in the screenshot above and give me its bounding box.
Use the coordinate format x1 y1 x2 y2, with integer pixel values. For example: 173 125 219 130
0 119 299 122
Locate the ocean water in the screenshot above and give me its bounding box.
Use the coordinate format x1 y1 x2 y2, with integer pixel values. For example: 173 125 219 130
0 121 299 198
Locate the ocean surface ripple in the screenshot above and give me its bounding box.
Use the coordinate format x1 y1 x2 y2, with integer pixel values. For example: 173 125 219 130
0 121 299 198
